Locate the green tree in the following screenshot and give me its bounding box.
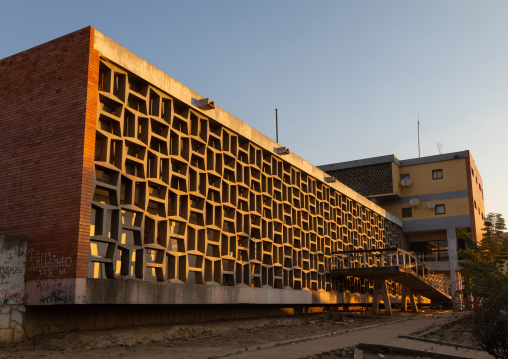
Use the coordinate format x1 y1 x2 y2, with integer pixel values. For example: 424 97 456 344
459 213 508 359
480 213 508 268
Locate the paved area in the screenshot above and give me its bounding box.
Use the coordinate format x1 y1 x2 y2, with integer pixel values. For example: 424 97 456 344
190 314 492 359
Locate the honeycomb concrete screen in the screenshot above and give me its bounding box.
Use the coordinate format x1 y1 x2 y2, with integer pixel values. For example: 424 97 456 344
90 54 402 294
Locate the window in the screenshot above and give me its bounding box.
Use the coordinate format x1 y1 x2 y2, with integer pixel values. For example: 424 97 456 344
400 174 410 181
432 169 443 180
410 240 449 261
401 207 412 218
435 204 446 215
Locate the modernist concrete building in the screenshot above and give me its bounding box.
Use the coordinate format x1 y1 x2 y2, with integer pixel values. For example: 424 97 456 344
0 27 419 339
319 151 485 298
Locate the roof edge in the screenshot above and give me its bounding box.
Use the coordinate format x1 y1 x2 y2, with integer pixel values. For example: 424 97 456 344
399 150 469 166
318 150 471 171
318 155 399 172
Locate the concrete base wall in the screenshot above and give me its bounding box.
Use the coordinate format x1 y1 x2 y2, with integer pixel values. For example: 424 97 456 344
26 278 374 306
21 279 420 338
24 303 356 338
21 278 383 338
84 279 341 305
0 305 25 343
19 278 422 338
22 296 414 338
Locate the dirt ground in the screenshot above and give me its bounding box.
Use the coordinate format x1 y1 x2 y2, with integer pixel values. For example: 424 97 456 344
0 309 479 359
416 314 477 347
307 311 479 359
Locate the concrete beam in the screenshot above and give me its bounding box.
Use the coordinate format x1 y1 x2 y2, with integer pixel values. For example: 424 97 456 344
25 278 367 306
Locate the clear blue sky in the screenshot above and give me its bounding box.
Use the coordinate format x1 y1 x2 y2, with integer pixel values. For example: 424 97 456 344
2 1 507 221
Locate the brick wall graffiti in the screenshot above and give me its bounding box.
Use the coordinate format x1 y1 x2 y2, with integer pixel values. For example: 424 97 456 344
35 280 76 305
26 249 73 278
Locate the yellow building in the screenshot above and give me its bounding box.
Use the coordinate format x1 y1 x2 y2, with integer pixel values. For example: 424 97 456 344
319 151 485 299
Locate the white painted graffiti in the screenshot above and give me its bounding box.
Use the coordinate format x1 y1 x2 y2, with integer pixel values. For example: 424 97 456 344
27 249 73 278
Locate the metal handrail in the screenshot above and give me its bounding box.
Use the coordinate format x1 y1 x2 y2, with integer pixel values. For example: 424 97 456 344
329 248 450 294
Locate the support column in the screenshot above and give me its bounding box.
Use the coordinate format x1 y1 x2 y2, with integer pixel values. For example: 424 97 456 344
372 279 392 316
401 287 418 312
446 228 461 309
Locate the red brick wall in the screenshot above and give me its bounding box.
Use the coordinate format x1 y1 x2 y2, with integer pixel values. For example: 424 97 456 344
0 26 98 280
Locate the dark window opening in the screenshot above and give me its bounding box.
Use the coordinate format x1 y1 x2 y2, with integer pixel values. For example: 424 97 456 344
435 204 446 215
457 237 466 251
432 169 443 180
402 208 412 218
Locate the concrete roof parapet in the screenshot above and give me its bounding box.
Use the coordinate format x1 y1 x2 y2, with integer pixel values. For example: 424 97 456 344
399 150 469 167
318 150 471 173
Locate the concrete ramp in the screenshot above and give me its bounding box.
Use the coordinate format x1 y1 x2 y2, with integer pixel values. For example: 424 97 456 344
330 248 451 313
332 266 451 303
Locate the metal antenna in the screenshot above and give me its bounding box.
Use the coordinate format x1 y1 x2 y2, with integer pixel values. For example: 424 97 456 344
418 112 420 158
275 109 279 143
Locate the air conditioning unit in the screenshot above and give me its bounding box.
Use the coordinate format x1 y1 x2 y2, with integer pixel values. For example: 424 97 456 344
324 176 337 183
192 97 215 110
274 147 290 155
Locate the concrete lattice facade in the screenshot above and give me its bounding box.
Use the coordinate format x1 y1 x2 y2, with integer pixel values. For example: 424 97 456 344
325 162 394 198
90 58 402 292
